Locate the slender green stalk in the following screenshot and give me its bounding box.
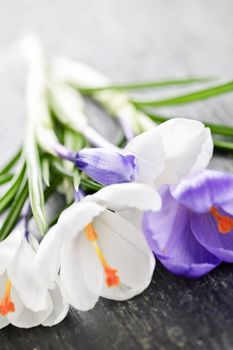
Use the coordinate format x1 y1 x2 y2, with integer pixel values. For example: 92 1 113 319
23 36 48 235
131 80 233 107
41 157 50 187
142 110 233 137
0 173 14 185
80 178 102 191
0 163 26 214
0 148 21 175
213 140 233 152
0 178 28 241
76 77 212 94
52 160 102 191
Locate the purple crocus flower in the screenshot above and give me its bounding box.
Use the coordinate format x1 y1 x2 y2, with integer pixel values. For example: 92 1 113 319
75 148 137 185
143 170 233 278
53 142 137 186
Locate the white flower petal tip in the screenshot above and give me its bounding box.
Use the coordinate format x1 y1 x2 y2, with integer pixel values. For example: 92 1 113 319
42 285 69 327
93 183 162 212
7 235 51 313
155 118 213 185
124 117 213 187
56 201 106 241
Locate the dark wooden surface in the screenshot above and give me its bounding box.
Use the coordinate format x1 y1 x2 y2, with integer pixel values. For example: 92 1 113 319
1 0 233 349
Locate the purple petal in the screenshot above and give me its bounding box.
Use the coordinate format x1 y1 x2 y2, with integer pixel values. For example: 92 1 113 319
143 186 221 278
75 148 137 185
171 170 233 213
191 209 233 262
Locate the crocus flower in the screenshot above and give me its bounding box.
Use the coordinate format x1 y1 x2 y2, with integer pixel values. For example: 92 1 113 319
142 169 233 278
54 143 138 186
126 118 213 186
75 148 137 185
63 118 212 187
0 226 68 328
36 183 161 311
69 118 213 187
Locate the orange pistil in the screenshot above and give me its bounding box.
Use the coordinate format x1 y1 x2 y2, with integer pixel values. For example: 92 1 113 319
210 206 233 234
84 224 120 287
0 279 15 316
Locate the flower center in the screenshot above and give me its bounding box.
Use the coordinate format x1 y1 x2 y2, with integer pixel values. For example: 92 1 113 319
210 206 233 234
85 223 120 287
0 279 15 316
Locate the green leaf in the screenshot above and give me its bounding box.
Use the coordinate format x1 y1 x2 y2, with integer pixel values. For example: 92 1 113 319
76 77 213 94
0 178 28 241
25 135 47 235
52 160 73 179
131 80 233 107
213 140 233 152
41 157 50 187
0 173 14 185
73 167 81 192
44 175 63 201
0 163 26 214
0 148 21 175
51 160 102 191
141 110 233 137
80 177 103 191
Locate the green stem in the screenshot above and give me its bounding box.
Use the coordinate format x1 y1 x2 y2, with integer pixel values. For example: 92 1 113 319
76 77 213 94
52 161 102 191
0 148 21 176
131 80 233 107
0 163 26 214
213 140 233 152
0 178 28 241
143 111 233 137
0 173 14 185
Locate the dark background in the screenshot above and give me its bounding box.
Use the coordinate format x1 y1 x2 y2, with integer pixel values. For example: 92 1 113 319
1 1 233 349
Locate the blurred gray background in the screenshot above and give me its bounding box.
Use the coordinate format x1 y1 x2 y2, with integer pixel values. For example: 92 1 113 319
1 0 233 163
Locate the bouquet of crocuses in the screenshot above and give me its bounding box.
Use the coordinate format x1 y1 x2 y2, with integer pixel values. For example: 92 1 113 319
0 35 233 329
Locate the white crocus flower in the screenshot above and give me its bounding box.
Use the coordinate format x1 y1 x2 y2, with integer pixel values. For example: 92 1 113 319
36 183 161 311
125 117 213 186
0 227 69 329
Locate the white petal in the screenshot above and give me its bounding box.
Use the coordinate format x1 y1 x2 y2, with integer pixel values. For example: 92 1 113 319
36 225 63 287
0 274 11 329
9 288 52 328
56 201 105 241
93 210 155 300
155 118 213 185
8 237 51 312
42 283 69 327
0 227 23 275
190 128 213 174
60 236 102 311
93 183 161 212
0 316 9 329
125 128 165 184
77 233 104 295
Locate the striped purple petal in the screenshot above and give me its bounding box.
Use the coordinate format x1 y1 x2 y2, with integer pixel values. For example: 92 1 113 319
75 148 137 185
191 209 233 262
171 170 233 213
143 186 220 278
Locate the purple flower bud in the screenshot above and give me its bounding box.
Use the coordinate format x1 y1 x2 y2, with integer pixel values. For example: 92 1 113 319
75 148 137 185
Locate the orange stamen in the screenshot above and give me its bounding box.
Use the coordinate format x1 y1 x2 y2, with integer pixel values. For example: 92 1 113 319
210 206 233 234
85 224 120 287
0 279 15 316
